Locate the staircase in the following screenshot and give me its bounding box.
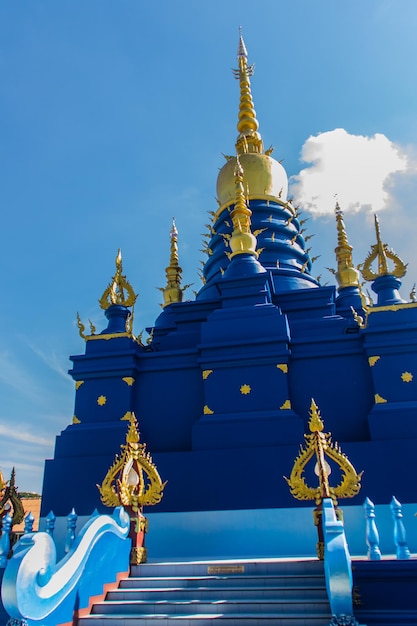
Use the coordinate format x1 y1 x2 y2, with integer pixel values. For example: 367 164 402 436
78 558 332 625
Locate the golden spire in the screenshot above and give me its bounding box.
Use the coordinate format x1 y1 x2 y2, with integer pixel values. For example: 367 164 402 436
161 219 183 307
361 214 407 281
229 155 258 258
233 30 264 155
99 249 137 310
160 220 191 307
334 202 360 288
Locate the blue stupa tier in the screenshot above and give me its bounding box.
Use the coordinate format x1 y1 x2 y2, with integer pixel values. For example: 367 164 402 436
198 199 318 301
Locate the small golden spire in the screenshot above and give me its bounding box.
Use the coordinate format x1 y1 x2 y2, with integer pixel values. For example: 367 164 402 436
334 202 360 288
99 249 137 310
160 219 191 307
162 219 183 306
229 155 258 258
361 214 407 281
232 30 263 155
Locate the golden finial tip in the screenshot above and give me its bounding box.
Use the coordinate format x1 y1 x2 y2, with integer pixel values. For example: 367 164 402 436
99 250 137 310
308 398 324 432
237 28 248 58
170 218 178 237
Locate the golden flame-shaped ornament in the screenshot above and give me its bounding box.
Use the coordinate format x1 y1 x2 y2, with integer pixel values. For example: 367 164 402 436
98 413 166 513
0 468 25 526
361 215 407 281
285 399 362 506
99 249 138 310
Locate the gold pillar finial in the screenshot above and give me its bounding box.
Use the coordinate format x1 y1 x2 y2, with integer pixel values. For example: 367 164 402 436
98 412 166 564
160 219 190 307
285 399 362 560
98 412 166 511
229 155 258 258
361 214 407 281
233 31 263 155
334 202 360 288
285 399 362 507
99 249 138 310
374 214 389 276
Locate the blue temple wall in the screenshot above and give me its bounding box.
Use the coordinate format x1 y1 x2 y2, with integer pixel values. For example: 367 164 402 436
38 502 417 562
41 274 417 519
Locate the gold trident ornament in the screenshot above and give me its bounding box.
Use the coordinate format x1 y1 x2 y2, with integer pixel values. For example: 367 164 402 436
285 399 362 559
98 412 166 564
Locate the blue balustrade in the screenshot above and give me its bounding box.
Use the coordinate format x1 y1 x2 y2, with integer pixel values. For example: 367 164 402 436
390 496 411 559
44 511 55 537
0 514 12 568
23 513 34 535
363 497 381 560
64 508 77 553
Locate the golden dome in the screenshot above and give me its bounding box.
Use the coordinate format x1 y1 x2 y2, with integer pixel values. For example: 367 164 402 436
217 153 288 210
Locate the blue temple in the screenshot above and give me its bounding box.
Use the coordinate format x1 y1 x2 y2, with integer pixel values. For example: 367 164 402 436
40 38 417 523
2 32 417 626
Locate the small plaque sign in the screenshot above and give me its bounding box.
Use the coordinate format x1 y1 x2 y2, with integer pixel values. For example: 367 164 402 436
207 565 245 574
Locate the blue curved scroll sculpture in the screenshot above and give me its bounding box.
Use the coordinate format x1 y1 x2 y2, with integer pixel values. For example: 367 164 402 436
2 507 130 626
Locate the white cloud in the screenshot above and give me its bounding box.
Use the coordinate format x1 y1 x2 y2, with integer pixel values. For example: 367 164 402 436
290 128 409 215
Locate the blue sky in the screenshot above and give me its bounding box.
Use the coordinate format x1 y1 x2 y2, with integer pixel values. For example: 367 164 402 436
2 0 417 493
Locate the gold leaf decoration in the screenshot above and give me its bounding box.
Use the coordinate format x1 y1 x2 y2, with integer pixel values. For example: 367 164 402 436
285 399 362 506
98 413 166 513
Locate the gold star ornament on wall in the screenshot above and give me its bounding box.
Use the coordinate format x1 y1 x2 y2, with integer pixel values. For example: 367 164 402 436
240 384 251 395
401 372 413 383
97 395 107 406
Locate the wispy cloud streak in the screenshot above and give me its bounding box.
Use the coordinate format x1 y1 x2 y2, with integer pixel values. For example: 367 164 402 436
0 423 51 446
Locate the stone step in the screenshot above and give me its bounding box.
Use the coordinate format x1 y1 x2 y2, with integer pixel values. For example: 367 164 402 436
92 598 330 616
79 612 332 625
130 559 323 578
120 574 326 589
107 585 328 602
79 559 332 626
